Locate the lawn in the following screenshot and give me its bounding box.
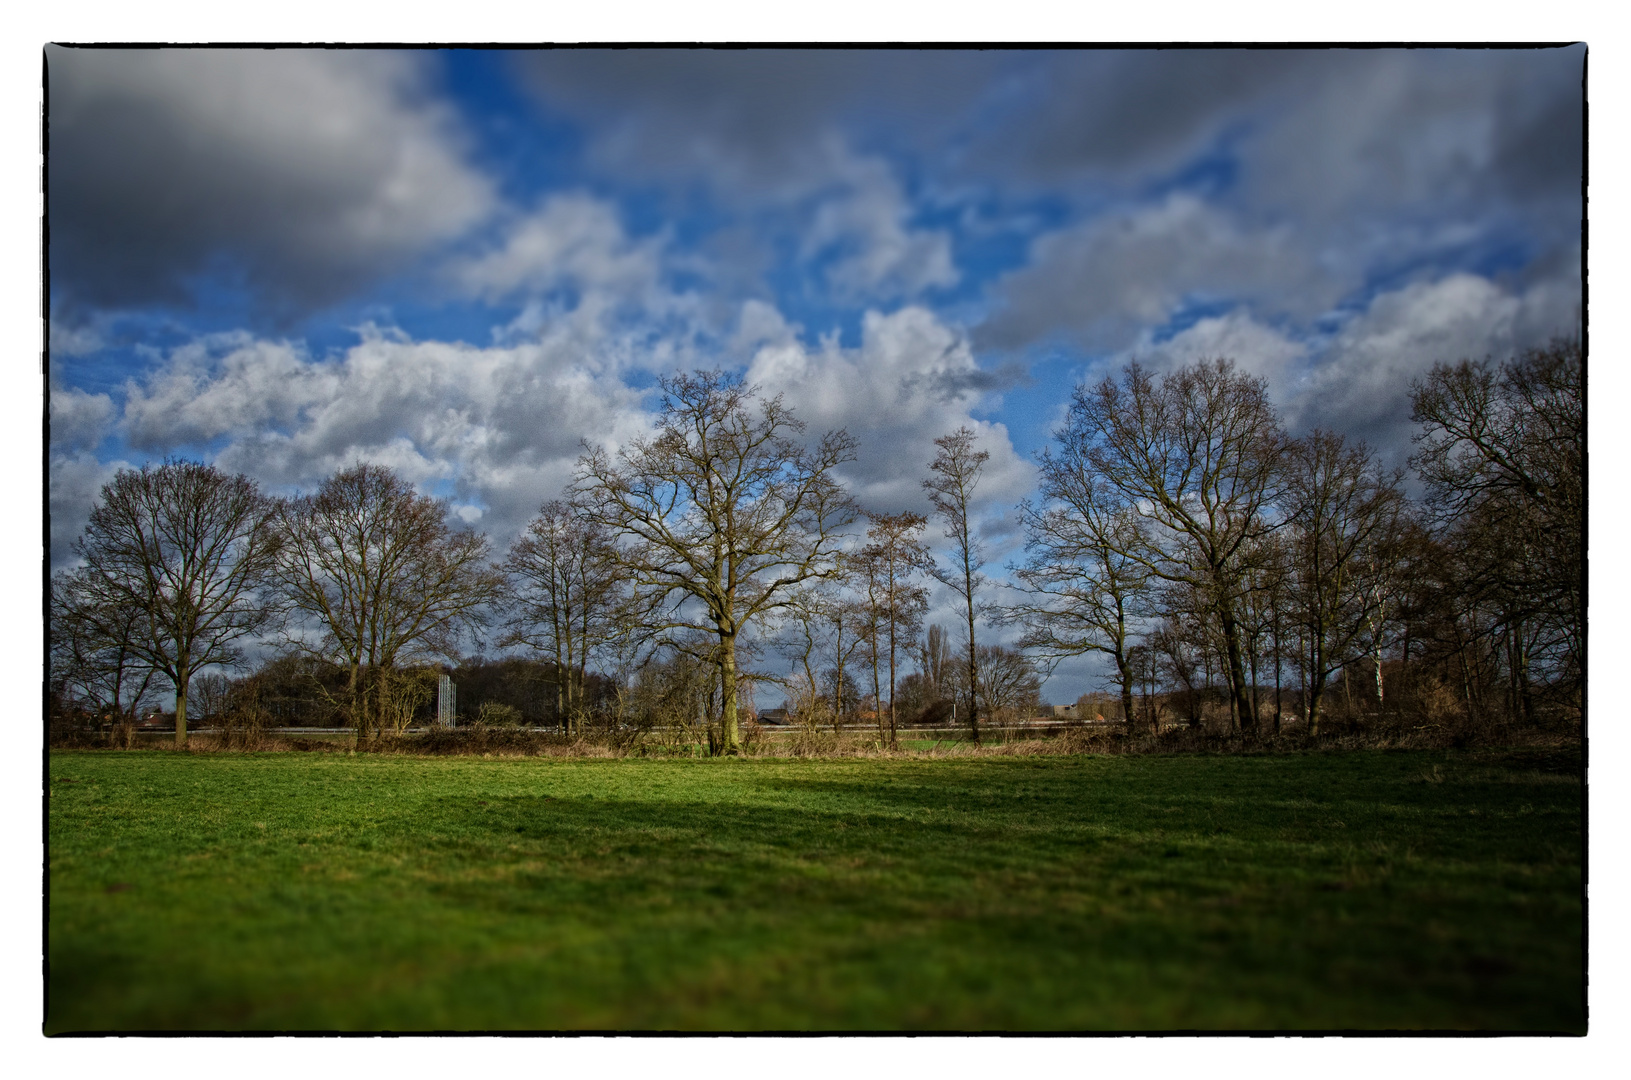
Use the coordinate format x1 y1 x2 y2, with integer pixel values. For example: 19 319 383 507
45 748 1584 1032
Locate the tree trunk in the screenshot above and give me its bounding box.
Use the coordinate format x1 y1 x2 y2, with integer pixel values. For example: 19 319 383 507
174 668 189 748
1247 630 1261 735
1307 671 1327 737
1116 652 1137 734
964 585 980 746
1217 602 1251 735
871 622 884 740
720 636 741 755
1374 646 1384 709
347 661 364 746
887 625 898 747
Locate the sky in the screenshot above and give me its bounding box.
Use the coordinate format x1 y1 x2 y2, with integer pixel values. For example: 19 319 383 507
44 45 1585 703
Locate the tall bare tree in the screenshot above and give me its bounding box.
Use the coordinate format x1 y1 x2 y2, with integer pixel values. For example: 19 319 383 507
1012 442 1154 731
854 511 932 744
276 464 502 744
502 501 628 733
68 460 280 745
574 370 856 755
923 427 990 742
1283 430 1408 734
1410 338 1583 714
1068 360 1287 732
920 623 953 700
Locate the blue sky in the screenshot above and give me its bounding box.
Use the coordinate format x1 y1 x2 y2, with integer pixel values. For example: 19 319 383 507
46 46 1584 702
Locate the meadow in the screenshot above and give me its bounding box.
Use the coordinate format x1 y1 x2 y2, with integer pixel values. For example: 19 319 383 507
45 748 1584 1032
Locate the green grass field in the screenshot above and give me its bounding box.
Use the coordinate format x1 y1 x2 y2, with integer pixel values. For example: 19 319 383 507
45 748 1584 1032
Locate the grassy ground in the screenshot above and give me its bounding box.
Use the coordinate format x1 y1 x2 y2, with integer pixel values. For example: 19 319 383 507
45 748 1583 1032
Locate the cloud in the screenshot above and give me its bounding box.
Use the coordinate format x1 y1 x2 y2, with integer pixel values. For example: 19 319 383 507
48 48 495 317
1280 271 1579 461
513 50 998 200
802 153 958 301
91 325 659 562
972 51 1314 185
49 386 115 453
746 306 1032 516
1242 50 1583 227
979 195 1331 352
451 193 665 305
63 302 1036 584
1120 310 1309 389
49 451 131 568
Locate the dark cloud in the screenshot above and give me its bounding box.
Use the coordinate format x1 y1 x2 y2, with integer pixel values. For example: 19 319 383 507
47 47 494 319
976 194 1332 353
513 50 1002 196
972 50 1314 183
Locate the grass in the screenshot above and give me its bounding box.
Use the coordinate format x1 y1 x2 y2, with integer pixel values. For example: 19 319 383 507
45 747 1583 1032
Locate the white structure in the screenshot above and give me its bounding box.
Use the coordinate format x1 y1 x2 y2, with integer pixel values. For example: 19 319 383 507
438 675 457 728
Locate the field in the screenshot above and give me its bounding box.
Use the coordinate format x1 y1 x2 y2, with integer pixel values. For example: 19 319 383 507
45 748 1584 1032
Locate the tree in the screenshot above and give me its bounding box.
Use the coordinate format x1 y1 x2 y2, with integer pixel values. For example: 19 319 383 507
921 623 954 700
276 464 502 744
1012 441 1154 732
774 586 834 730
68 460 280 746
575 370 857 755
923 427 991 743
502 501 628 733
49 567 159 732
969 643 1042 725
1282 431 1407 734
1410 338 1583 714
854 512 932 744
1068 360 1287 732
821 590 868 732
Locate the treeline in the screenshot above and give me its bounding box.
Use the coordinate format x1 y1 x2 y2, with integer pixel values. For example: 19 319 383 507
49 341 1582 753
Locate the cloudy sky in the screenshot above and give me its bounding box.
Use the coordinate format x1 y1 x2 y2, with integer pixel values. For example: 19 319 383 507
45 46 1584 701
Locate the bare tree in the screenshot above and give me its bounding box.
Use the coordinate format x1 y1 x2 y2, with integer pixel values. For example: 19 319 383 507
1068 360 1287 732
68 460 280 746
921 623 953 699
1411 338 1583 714
49 567 159 733
574 370 857 755
502 501 628 734
774 587 834 731
1283 431 1408 734
1011 442 1154 732
276 464 503 745
969 643 1042 726
823 590 868 732
854 512 932 744
923 427 990 741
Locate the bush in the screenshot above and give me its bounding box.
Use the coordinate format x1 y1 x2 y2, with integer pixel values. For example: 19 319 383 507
476 702 524 727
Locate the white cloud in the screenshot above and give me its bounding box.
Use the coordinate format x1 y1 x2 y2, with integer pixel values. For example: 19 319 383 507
1119 310 1309 389
49 451 132 568
802 154 958 301
99 327 660 560
1281 272 1578 457
452 193 665 304
747 306 1031 517
49 387 115 453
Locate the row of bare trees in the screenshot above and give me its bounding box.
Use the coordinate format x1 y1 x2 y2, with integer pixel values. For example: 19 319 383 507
50 340 1582 750
1007 339 1582 735
51 461 502 745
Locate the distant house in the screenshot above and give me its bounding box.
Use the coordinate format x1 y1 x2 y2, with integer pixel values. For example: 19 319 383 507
1041 704 1079 719
757 708 789 725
